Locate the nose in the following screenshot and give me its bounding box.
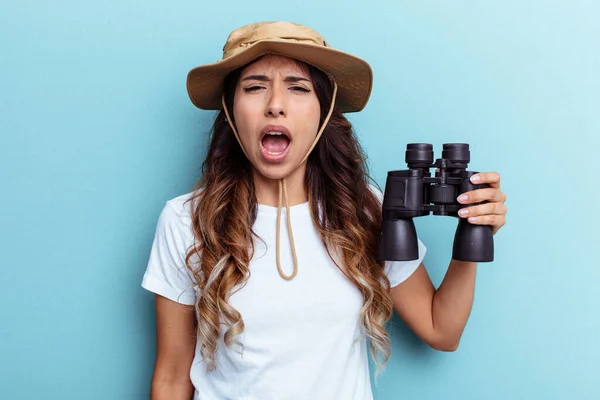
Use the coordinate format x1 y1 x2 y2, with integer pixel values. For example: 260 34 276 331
265 85 286 118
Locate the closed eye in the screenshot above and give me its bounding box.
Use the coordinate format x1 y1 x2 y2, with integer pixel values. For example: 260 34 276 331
290 86 311 93
243 86 265 92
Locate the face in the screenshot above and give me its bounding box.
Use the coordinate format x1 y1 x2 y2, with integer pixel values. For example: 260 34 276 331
232 55 321 181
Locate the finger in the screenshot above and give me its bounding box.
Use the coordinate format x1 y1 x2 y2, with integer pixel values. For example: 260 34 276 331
457 188 505 204
458 203 507 218
466 214 505 228
470 172 501 189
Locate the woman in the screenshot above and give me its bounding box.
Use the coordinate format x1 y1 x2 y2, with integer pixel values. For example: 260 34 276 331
141 21 508 400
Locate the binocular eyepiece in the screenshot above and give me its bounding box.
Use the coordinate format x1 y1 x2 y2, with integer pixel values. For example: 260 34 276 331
377 143 494 263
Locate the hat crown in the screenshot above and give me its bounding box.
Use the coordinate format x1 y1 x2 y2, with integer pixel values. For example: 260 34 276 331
223 21 328 59
187 21 372 113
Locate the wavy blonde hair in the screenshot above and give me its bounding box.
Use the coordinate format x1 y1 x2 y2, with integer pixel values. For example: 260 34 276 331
184 58 394 377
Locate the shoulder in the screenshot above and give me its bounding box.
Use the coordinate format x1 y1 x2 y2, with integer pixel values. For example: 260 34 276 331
368 182 384 203
151 190 198 247
162 191 196 228
142 190 199 305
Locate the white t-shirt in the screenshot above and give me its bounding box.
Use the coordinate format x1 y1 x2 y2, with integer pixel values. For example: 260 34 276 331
141 191 426 400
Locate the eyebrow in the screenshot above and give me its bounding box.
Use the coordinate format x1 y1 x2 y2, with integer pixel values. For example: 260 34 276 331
241 75 311 83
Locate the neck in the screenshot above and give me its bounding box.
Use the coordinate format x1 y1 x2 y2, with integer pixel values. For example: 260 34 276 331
253 164 308 207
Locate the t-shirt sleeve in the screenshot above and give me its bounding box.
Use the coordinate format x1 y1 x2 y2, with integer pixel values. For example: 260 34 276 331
383 238 427 287
141 201 197 305
369 183 428 287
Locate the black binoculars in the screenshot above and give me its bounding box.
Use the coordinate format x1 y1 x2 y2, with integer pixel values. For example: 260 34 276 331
377 143 494 263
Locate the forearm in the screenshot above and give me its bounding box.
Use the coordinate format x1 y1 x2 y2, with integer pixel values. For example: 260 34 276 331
151 377 194 400
431 259 477 350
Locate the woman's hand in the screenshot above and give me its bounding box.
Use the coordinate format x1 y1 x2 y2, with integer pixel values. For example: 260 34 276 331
456 172 507 235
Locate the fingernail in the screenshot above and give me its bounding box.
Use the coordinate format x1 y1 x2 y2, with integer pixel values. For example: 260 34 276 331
457 194 468 203
470 174 480 183
458 208 469 216
468 217 477 223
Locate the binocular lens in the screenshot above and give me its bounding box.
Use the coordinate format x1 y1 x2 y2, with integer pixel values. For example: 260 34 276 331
405 143 434 166
442 143 470 164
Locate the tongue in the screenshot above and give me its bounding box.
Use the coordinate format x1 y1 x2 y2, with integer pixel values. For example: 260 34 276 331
262 135 290 153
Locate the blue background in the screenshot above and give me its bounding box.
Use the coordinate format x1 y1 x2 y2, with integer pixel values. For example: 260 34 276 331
1 0 598 399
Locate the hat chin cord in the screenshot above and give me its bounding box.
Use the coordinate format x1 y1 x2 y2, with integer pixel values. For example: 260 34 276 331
221 82 338 280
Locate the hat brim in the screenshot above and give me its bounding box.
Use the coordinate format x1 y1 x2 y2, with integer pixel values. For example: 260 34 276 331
186 40 373 113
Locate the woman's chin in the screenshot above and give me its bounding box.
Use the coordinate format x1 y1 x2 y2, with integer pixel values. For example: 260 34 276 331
252 160 298 181
258 165 293 181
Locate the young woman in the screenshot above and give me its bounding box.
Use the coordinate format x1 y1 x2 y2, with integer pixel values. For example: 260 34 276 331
141 21 508 400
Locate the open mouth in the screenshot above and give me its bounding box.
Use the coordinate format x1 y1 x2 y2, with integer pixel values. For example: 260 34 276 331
261 131 291 155
259 125 292 162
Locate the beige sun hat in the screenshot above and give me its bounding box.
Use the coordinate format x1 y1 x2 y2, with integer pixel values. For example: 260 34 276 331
186 21 373 113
